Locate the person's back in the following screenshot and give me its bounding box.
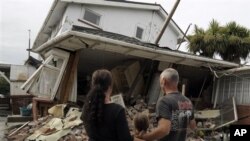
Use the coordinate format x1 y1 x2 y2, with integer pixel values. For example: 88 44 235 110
81 70 143 141
136 68 196 141
84 103 133 141
156 92 194 141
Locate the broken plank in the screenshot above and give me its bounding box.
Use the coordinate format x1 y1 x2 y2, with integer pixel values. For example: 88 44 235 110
62 50 81 103
8 121 30 137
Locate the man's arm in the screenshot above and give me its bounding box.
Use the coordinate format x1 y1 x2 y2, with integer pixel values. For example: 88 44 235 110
141 118 171 141
134 137 145 141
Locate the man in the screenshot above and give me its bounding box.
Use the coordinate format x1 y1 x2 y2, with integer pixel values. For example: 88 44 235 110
138 68 196 141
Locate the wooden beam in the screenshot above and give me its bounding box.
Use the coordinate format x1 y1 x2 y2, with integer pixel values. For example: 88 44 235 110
59 50 81 103
126 61 147 101
57 53 75 103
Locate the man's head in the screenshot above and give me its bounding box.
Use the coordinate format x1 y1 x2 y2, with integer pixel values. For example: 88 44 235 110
160 68 179 93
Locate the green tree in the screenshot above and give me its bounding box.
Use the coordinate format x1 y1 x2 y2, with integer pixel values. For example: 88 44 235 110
188 19 250 63
0 77 10 95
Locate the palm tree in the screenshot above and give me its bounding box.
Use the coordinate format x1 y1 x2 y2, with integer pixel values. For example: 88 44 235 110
188 20 250 63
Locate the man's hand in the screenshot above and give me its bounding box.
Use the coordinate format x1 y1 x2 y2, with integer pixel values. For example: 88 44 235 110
139 118 171 141
134 130 146 141
134 130 146 139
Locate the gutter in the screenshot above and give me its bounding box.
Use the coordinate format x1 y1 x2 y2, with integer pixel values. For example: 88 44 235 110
219 66 250 73
33 31 73 53
70 31 238 67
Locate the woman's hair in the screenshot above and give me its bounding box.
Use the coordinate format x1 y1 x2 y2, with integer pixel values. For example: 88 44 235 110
82 69 112 125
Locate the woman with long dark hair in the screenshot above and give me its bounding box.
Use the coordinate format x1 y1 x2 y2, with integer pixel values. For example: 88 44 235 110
82 69 143 141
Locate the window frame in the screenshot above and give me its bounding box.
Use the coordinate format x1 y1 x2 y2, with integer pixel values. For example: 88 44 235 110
83 8 101 26
135 26 144 40
21 49 70 100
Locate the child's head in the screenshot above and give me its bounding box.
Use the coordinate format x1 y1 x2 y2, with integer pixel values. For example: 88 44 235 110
134 113 149 132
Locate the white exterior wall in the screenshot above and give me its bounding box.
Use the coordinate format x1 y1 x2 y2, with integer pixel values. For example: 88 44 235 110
56 4 179 50
10 82 27 95
10 65 36 95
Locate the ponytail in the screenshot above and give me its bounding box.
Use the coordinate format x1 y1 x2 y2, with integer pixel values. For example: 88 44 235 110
82 70 112 125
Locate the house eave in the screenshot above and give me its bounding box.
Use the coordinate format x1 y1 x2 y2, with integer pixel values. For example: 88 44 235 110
33 29 239 69
219 66 250 74
61 0 161 10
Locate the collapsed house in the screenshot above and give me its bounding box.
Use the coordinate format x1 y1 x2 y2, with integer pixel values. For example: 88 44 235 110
6 0 250 140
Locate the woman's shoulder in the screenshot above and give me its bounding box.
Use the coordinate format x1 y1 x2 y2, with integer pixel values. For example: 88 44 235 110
107 103 124 109
105 103 125 113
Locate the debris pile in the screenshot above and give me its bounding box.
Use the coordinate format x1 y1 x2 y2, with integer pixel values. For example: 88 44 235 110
6 100 223 141
6 99 157 141
7 105 88 141
126 100 158 133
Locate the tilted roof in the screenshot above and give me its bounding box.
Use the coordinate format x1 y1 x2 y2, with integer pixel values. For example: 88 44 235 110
34 25 239 69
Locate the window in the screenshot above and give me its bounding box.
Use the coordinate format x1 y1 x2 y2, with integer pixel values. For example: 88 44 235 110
214 73 250 105
83 9 101 25
21 49 70 100
136 27 144 39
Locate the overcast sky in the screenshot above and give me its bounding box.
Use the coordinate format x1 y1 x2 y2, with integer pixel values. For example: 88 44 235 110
1 0 250 65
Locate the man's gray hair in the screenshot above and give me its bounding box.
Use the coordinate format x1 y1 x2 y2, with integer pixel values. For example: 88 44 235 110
160 68 179 84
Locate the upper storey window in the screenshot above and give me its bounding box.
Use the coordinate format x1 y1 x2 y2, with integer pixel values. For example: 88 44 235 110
84 9 101 25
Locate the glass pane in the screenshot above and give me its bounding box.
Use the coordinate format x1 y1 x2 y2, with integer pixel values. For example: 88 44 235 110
235 82 242 103
242 80 250 104
223 79 230 99
84 10 100 25
214 97 237 129
47 56 64 69
29 67 60 98
136 27 143 39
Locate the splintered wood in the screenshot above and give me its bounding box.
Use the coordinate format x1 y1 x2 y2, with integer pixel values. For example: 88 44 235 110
6 100 157 141
6 107 88 141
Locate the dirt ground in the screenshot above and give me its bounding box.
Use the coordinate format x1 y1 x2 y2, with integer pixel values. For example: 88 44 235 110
0 109 12 141
0 116 7 141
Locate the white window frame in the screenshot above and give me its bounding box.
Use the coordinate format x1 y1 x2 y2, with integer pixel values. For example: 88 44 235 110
21 49 70 100
83 8 101 26
135 26 144 40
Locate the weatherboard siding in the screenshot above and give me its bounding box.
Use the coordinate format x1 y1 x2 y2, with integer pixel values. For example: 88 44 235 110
54 3 179 50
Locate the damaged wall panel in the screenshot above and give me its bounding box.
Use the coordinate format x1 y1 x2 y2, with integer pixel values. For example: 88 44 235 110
213 71 250 105
10 65 36 95
21 49 70 100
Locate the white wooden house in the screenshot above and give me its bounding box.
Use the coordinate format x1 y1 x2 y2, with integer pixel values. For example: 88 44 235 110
21 0 250 124
33 0 185 50
22 0 238 99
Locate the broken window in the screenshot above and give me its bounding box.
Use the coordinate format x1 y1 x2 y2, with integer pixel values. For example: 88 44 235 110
214 97 238 129
83 9 101 25
21 49 70 100
195 97 238 130
214 73 250 105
